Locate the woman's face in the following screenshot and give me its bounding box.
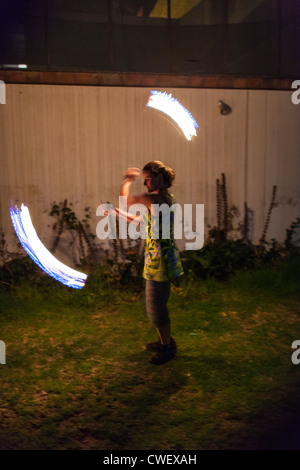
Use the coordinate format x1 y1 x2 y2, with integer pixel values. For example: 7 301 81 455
142 170 163 193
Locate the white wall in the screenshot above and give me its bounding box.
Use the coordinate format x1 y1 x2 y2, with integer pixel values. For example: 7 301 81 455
1 84 299 264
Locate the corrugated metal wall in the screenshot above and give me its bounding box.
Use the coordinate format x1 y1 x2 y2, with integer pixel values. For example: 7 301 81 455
1 84 299 264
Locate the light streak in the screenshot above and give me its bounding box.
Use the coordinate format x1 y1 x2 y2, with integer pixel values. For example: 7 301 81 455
10 204 87 289
3 64 28 69
146 90 198 141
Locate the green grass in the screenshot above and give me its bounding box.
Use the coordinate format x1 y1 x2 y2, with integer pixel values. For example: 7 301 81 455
0 257 300 450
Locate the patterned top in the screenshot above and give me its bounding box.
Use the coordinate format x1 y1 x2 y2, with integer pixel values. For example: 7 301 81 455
143 194 184 282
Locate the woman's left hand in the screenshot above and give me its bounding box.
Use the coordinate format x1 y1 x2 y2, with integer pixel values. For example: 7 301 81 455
123 167 141 181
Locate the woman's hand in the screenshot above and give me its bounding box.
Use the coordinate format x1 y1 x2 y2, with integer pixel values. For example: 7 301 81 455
123 167 141 181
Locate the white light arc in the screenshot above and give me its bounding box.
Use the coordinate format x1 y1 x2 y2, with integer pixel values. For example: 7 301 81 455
10 204 87 289
146 90 198 141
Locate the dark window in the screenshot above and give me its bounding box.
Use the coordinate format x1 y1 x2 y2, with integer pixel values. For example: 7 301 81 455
0 0 299 78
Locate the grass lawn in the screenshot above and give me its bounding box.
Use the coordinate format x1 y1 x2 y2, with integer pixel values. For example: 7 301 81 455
0 257 300 450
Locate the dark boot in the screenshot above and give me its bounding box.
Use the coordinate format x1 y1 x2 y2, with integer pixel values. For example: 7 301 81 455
149 340 176 365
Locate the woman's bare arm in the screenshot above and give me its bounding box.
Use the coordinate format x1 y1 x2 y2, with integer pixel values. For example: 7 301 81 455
120 168 152 208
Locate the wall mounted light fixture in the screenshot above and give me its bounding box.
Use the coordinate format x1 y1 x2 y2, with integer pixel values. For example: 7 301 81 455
218 100 232 115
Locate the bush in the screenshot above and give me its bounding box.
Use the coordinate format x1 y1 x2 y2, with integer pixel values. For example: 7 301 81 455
181 218 300 282
0 257 41 288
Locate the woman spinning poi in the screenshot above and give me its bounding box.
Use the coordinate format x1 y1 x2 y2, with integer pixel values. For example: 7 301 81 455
116 161 184 365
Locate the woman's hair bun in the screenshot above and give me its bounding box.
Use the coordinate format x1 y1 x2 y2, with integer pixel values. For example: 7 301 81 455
143 161 175 188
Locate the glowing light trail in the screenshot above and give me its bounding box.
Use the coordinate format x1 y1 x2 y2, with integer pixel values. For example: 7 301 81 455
10 204 87 289
146 90 198 141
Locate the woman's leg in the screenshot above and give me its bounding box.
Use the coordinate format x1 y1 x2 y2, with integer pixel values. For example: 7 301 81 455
157 321 171 346
145 280 176 364
145 280 171 339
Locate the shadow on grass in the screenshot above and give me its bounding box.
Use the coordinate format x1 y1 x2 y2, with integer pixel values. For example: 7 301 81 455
65 351 189 451
261 410 300 450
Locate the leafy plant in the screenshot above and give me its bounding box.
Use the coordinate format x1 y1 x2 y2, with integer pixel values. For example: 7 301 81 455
259 185 277 245
181 177 299 281
284 217 300 252
49 200 97 265
181 238 257 281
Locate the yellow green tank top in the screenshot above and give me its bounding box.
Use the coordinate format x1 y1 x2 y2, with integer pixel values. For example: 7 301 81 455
143 194 184 282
